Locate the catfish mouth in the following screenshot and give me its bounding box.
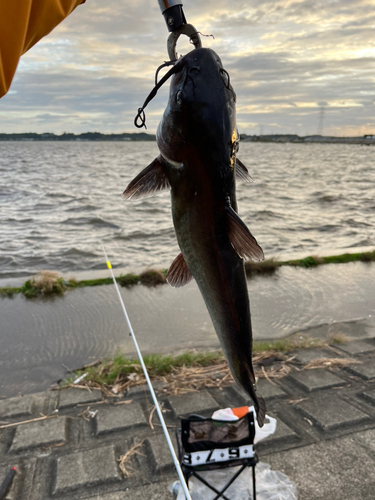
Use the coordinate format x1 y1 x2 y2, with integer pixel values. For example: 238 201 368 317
175 50 235 103
171 52 235 109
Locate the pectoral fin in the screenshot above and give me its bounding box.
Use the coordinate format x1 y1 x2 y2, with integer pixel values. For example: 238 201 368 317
166 252 193 287
236 158 252 183
226 206 264 261
123 155 169 199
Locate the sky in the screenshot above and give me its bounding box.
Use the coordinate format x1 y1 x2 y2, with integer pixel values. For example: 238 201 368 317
1 0 375 136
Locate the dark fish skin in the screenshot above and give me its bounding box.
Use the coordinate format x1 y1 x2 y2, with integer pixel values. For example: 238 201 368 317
124 48 266 426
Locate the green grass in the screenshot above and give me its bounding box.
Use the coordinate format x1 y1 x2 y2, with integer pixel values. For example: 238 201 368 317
74 277 113 287
65 333 347 388
246 250 375 274
323 250 375 264
253 333 345 353
141 351 224 375
0 285 19 297
286 256 322 268
70 350 226 387
19 277 67 298
117 273 140 287
0 273 77 298
1 250 374 299
285 250 375 268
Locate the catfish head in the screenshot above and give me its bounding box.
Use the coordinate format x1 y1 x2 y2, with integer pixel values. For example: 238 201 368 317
157 48 239 173
125 47 251 203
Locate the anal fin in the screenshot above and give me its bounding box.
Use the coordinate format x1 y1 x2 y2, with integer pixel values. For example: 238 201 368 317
226 206 264 261
166 253 193 287
123 155 169 199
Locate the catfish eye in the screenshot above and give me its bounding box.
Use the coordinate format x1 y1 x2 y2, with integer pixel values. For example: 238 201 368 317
176 91 183 105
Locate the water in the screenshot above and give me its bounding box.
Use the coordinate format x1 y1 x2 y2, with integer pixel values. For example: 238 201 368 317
1 141 375 397
1 141 374 280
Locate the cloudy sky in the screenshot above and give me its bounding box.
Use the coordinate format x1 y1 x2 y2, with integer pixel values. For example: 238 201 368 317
1 0 375 136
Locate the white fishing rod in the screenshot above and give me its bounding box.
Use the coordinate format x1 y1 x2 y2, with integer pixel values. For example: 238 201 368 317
102 246 192 500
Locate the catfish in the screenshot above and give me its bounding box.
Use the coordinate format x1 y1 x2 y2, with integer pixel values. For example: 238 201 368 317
124 48 266 426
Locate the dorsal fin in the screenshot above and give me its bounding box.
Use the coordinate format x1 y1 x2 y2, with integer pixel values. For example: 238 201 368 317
236 158 252 183
166 253 193 287
123 155 169 199
226 206 264 261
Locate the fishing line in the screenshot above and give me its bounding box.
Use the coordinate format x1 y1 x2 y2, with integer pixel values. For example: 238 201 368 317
155 60 177 85
134 60 182 129
101 246 192 500
194 32 215 40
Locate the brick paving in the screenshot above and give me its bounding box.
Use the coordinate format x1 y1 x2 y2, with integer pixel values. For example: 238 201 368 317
0 340 375 499
345 358 375 380
287 368 345 392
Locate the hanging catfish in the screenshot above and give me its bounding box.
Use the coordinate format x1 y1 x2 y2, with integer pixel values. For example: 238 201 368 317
124 48 266 426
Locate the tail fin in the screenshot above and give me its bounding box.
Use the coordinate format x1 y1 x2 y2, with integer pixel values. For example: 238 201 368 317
255 394 266 428
238 379 267 427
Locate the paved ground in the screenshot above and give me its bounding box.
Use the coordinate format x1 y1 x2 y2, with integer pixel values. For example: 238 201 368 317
1 338 375 499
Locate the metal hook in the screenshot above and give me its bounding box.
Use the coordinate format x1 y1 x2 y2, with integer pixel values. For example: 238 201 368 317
167 23 202 61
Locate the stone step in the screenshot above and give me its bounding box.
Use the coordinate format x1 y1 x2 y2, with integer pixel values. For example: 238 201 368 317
54 445 121 495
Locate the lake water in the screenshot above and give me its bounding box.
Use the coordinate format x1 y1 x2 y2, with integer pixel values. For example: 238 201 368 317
1 141 375 397
1 141 374 280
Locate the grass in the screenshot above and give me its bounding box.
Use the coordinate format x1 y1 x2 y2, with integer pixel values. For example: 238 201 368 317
248 250 375 273
20 271 67 298
1 249 374 299
117 273 140 287
285 250 375 268
0 270 163 299
139 269 167 286
252 332 346 353
74 277 113 287
245 258 281 277
0 271 78 299
62 333 348 396
78 350 226 387
0 285 19 297
73 270 167 289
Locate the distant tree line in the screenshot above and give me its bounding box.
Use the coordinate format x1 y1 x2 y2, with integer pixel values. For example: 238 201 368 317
0 132 373 144
0 132 156 141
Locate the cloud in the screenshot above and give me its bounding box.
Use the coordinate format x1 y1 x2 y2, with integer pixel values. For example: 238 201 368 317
1 0 374 135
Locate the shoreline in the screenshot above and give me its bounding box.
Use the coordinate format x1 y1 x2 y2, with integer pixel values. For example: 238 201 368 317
59 333 350 396
1 261 375 399
1 248 374 299
1 133 374 145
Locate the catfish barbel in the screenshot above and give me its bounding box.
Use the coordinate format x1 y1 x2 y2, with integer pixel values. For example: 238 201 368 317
124 47 266 426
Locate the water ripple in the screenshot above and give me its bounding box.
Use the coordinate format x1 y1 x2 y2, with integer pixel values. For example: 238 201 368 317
0 141 374 278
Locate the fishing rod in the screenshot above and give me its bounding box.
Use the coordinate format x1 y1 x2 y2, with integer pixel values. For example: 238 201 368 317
102 246 192 500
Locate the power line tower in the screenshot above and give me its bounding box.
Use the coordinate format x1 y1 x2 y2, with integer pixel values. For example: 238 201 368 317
317 106 325 136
